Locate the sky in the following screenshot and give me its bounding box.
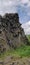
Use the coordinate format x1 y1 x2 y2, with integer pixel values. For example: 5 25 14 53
0 0 30 34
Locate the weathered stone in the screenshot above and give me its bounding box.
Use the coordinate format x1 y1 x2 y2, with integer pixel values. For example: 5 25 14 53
0 13 30 52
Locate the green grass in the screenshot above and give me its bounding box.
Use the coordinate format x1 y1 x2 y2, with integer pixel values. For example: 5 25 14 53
27 35 30 42
0 45 30 59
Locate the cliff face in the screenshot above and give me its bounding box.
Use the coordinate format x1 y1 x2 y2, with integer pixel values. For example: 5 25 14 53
0 13 29 52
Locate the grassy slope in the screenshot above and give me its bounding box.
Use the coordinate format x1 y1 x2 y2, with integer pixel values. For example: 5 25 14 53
0 45 30 60
0 35 30 59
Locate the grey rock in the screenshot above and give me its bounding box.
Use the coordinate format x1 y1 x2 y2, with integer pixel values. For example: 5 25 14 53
0 13 30 52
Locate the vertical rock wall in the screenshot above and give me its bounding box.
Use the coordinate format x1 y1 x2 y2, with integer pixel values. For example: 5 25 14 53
0 13 29 52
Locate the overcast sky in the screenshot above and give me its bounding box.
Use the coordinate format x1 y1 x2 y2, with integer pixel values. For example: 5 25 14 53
0 0 30 34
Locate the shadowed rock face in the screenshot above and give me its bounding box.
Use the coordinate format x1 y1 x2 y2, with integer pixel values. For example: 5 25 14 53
0 13 29 52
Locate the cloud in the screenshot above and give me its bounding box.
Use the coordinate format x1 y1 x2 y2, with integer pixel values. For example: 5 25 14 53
0 0 30 15
22 21 30 34
0 0 30 25
0 0 18 15
20 0 30 7
21 0 28 4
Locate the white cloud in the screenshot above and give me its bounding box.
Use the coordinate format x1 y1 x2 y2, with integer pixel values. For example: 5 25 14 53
20 0 30 7
0 0 30 16
22 21 30 34
0 0 30 15
0 0 18 15
20 0 28 4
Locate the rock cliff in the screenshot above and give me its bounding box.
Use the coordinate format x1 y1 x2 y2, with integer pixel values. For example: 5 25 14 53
0 13 29 53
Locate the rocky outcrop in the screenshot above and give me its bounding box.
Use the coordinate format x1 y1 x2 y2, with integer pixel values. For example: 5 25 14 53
0 13 29 52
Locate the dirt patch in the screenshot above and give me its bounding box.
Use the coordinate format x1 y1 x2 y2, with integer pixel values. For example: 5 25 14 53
0 56 30 65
